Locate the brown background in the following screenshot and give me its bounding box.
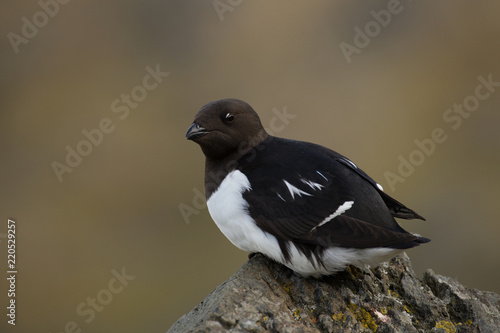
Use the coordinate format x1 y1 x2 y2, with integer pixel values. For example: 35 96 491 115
1 1 499 332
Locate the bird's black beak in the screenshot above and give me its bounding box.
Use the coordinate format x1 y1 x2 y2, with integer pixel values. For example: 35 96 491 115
186 122 209 140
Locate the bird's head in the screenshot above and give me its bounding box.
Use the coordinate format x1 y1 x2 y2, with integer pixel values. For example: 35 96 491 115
186 99 269 159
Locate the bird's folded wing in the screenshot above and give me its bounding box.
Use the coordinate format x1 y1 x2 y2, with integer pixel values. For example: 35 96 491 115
336 155 425 220
241 162 426 249
241 165 358 241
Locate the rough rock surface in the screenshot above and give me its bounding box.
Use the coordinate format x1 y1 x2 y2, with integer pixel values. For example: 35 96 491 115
168 253 500 332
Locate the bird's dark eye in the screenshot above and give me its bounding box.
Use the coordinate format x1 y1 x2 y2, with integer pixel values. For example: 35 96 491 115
225 113 234 123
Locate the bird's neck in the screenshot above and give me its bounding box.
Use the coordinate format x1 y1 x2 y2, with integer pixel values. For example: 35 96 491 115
204 157 233 199
203 134 272 198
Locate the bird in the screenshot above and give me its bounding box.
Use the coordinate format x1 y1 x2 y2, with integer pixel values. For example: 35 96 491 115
186 98 430 277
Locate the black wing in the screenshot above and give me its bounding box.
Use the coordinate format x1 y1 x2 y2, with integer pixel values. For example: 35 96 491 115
327 147 425 221
238 137 428 257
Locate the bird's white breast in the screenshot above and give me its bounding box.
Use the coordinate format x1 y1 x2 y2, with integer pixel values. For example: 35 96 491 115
206 170 283 260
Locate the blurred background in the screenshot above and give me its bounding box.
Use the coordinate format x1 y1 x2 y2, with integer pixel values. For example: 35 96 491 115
1 1 499 332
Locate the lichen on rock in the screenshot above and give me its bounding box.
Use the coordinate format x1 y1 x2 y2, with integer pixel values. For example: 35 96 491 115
168 253 500 332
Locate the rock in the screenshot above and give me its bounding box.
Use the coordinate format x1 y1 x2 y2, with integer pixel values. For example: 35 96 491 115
168 253 500 332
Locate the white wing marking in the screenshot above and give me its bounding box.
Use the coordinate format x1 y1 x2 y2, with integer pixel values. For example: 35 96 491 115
283 180 312 200
312 201 354 231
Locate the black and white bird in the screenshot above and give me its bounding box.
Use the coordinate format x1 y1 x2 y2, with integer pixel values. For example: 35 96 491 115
186 99 430 277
